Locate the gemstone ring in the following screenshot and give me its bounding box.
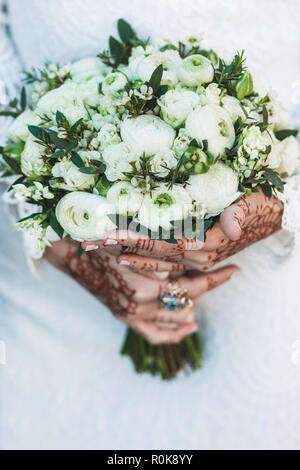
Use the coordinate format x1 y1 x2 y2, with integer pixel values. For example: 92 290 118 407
159 281 190 311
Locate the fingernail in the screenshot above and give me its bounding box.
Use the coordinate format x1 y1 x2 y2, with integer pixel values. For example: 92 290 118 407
231 269 240 278
84 245 99 252
154 271 169 280
104 239 118 246
119 260 131 266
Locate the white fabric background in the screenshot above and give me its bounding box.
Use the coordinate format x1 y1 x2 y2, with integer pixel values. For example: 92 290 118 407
1 0 300 450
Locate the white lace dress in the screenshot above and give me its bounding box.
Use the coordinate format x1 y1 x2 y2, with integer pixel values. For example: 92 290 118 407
1 0 300 450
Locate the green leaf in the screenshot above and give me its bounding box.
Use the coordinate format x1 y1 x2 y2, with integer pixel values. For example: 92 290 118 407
117 19 135 43
109 36 124 59
2 154 22 174
49 150 65 159
79 167 99 174
71 152 85 168
50 211 64 239
70 118 83 133
28 125 47 141
159 44 178 52
262 105 269 126
260 183 272 198
78 245 84 258
49 133 75 150
148 64 163 93
156 84 168 98
274 129 299 141
56 110 67 127
263 169 285 191
20 87 27 111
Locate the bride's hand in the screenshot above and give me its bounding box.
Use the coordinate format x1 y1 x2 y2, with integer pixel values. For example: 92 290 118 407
45 239 239 344
84 189 283 274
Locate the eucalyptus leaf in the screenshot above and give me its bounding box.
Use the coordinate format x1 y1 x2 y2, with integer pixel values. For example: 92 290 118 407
117 19 135 43
109 36 124 60
20 87 27 111
50 211 64 238
79 167 99 174
2 154 22 174
274 129 299 141
148 64 163 94
71 152 85 168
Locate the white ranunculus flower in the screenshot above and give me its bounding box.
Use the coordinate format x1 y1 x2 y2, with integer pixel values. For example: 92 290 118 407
172 128 192 156
199 83 221 106
268 136 300 176
51 157 96 191
239 126 271 160
97 123 121 149
103 142 140 181
266 143 281 170
266 91 292 131
78 77 101 107
221 95 246 123
150 148 178 177
158 89 200 128
187 162 241 214
138 184 192 233
102 72 128 96
107 181 144 215
21 137 49 177
177 54 214 87
8 110 40 143
137 51 182 86
186 104 235 156
121 115 176 157
56 192 116 241
71 57 108 83
36 81 87 125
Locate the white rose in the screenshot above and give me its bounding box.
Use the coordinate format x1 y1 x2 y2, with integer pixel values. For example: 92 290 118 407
221 95 246 123
158 89 200 128
138 184 192 233
120 115 176 157
107 181 144 215
137 51 182 86
8 110 40 143
56 192 116 241
150 148 178 177
102 72 128 96
21 137 49 177
71 57 107 83
36 81 87 125
177 54 214 87
186 104 235 156
51 157 96 191
103 142 140 181
267 136 300 176
187 162 241 214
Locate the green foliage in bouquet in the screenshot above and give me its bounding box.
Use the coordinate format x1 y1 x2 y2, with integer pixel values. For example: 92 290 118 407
1 19 299 379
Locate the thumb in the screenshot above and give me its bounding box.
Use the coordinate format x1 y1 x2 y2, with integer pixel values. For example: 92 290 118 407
219 197 250 241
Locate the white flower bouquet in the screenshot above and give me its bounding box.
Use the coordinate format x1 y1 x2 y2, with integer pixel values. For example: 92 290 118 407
1 19 299 378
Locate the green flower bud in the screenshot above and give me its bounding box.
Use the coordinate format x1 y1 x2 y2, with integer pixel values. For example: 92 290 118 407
194 162 209 174
236 72 254 100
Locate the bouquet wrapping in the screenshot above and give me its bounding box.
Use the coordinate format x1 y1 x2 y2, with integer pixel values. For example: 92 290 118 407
1 19 299 378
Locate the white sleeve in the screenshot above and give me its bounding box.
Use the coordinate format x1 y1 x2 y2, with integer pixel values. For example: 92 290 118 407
277 172 300 251
0 2 59 275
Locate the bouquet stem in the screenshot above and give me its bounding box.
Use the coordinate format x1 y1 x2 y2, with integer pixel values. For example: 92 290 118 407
121 328 202 380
